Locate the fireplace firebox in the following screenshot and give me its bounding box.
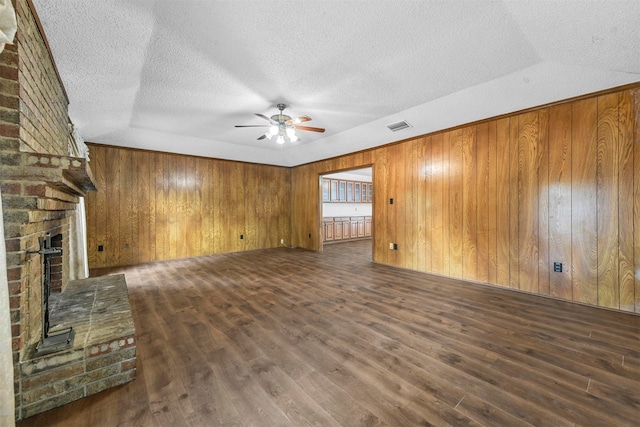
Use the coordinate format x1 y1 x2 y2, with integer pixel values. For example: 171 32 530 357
28 233 75 356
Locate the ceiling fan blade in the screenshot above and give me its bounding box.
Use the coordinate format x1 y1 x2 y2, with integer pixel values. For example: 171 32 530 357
286 115 312 125
255 113 277 123
257 134 267 140
235 124 269 127
295 125 325 133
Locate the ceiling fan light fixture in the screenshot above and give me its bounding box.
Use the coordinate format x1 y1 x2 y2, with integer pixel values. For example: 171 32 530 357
235 103 324 144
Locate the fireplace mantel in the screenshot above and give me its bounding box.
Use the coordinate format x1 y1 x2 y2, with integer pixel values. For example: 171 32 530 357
1 152 97 197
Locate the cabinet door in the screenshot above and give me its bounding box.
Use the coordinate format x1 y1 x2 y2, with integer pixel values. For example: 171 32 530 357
357 220 365 237
360 182 368 202
342 220 351 239
324 222 333 241
339 181 346 201
354 182 361 202
350 221 358 237
347 182 354 202
322 179 330 202
364 218 372 236
330 180 339 201
366 183 373 202
334 221 343 240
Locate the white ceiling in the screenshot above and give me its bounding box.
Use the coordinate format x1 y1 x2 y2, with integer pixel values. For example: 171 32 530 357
32 1 639 167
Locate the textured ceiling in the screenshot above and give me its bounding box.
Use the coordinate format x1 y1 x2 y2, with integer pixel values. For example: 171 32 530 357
32 1 640 167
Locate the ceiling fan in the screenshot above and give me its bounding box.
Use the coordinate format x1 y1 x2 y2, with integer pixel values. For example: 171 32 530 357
235 103 325 144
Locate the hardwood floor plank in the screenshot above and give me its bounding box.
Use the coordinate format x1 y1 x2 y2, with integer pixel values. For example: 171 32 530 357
209 346 292 426
455 393 535 427
248 355 342 427
296 370 384 427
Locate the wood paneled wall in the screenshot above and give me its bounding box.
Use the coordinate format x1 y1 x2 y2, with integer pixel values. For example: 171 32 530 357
84 86 639 313
85 145 291 268
291 87 640 313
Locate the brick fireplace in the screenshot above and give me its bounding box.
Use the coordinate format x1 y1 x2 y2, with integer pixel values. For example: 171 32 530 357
3 151 137 420
0 1 136 421
3 153 96 356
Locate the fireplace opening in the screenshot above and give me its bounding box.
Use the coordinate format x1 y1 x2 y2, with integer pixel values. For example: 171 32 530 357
29 233 75 357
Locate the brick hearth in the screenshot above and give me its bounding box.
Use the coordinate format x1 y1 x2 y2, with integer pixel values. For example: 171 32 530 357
17 274 136 418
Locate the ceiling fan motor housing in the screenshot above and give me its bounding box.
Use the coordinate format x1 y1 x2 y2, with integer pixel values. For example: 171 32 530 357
274 104 290 122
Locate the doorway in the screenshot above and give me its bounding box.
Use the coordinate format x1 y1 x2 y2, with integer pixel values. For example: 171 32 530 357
319 167 373 259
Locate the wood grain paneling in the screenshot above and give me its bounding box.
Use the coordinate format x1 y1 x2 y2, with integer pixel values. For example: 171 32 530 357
571 98 598 306
415 137 428 272
508 116 519 289
618 90 636 312
441 132 452 277
449 128 464 279
537 108 550 296
137 150 152 263
408 139 419 270
193 157 206 254
476 122 489 284
119 148 136 266
548 104 573 300
212 160 224 254
154 153 166 259
383 146 395 265
462 126 477 281
487 120 498 284
85 145 291 268
430 133 445 276
635 89 640 313
168 153 178 260
105 146 120 267
597 93 620 308
290 85 640 313
90 145 107 268
517 111 539 294
495 118 511 287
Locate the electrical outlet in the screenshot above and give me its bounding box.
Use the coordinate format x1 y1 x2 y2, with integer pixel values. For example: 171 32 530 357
98 245 103 252
389 243 394 250
393 243 398 250
553 262 562 272
280 239 284 244
240 234 243 239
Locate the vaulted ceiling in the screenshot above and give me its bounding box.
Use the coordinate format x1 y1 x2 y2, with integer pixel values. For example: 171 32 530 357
32 1 639 167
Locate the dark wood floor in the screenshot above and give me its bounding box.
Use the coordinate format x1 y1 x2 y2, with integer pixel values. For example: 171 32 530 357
18 240 640 426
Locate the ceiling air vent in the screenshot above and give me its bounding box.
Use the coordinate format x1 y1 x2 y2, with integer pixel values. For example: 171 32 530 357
386 120 412 132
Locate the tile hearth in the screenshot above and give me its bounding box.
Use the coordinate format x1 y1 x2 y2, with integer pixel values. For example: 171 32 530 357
49 275 136 349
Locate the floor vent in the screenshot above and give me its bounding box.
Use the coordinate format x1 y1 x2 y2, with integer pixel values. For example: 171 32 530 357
386 120 412 132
